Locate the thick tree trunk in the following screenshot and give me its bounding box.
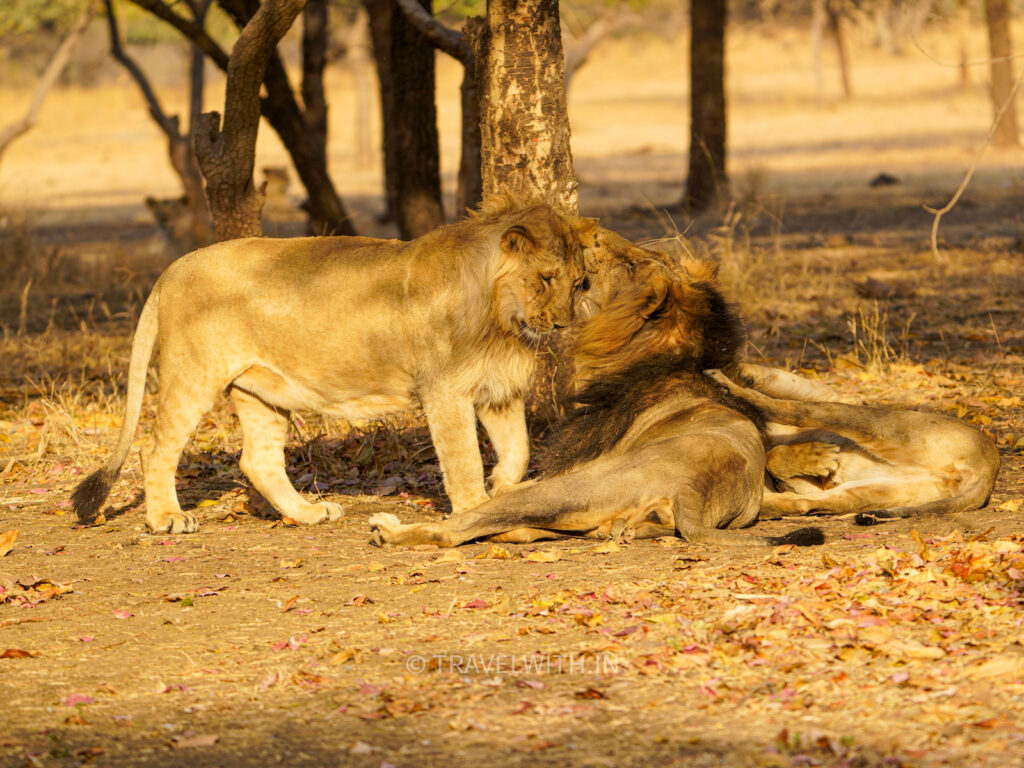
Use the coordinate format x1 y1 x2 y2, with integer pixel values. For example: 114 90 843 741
985 0 1020 147
365 0 444 238
194 0 307 240
395 0 481 216
684 0 727 211
470 0 577 212
364 0 398 222
469 0 578 426
218 0 355 236
390 0 444 237
302 0 329 174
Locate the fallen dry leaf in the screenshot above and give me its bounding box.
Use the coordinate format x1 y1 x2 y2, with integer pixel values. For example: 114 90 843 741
433 550 464 565
964 657 1024 680
1 648 37 659
0 530 18 557
589 540 621 555
523 549 561 563
171 733 219 748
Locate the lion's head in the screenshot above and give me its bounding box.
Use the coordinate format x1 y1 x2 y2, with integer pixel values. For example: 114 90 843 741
483 198 598 341
573 250 744 387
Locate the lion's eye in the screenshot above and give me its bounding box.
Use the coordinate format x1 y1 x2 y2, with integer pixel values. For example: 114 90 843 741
540 275 554 288
575 275 591 293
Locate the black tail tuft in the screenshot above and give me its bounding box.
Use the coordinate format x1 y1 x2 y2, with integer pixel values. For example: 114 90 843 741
71 469 114 524
855 510 901 526
772 526 825 547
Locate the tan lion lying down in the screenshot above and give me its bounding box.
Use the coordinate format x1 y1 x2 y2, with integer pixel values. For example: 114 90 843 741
707 367 1000 525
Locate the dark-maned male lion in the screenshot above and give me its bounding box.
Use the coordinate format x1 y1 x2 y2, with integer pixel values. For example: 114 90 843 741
73 197 597 534
368 250 824 549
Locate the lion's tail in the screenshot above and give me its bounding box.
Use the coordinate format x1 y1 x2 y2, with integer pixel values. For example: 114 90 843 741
72 284 161 525
675 519 824 547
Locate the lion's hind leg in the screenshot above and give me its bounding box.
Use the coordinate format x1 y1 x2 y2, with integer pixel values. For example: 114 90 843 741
230 389 343 525
143 373 220 534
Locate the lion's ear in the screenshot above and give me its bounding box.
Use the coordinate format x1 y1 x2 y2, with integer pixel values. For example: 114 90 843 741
640 272 672 319
573 216 600 247
502 225 537 254
679 255 719 283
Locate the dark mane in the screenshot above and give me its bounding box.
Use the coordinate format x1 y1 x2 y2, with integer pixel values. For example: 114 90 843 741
540 279 762 475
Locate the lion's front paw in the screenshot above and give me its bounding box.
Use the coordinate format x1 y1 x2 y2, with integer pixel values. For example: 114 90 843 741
286 501 345 525
146 509 200 534
768 441 840 480
368 512 403 547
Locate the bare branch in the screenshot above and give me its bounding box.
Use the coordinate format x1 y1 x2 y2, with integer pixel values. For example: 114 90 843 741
103 0 179 138
925 62 1024 261
563 11 625 83
127 0 230 70
0 2 96 167
394 0 471 64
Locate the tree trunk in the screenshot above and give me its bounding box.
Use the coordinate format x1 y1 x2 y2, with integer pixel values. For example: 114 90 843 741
827 0 852 99
394 0 481 216
365 0 444 238
469 0 578 212
364 0 398 223
469 0 578 426
811 0 825 99
216 0 356 236
684 0 727 211
136 0 355 236
194 0 307 240
302 0 329 174
985 0 1020 147
0 3 95 169
341 8 374 168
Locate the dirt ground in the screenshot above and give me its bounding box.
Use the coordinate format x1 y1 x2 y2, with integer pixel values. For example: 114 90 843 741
2 20 1024 768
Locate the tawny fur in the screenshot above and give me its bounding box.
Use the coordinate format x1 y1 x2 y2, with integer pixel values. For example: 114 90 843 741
707 367 1000 523
369 236 822 549
73 197 597 533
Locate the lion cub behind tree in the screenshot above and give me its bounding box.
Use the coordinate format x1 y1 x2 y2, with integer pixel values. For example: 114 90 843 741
73 197 597 534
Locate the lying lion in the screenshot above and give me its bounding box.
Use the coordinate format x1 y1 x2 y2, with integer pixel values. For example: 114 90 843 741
73 196 597 533
369 250 823 549
706 367 1000 523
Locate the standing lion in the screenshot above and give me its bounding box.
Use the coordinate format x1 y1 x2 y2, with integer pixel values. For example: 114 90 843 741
73 197 597 534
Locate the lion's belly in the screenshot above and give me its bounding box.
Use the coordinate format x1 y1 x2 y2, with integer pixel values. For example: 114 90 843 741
231 364 416 419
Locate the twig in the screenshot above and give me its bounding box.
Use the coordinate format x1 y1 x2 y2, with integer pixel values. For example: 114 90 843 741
0 1 96 168
17 278 32 336
925 63 1024 262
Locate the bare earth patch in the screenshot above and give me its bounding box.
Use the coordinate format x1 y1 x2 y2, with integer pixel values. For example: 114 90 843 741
3 21 1024 768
